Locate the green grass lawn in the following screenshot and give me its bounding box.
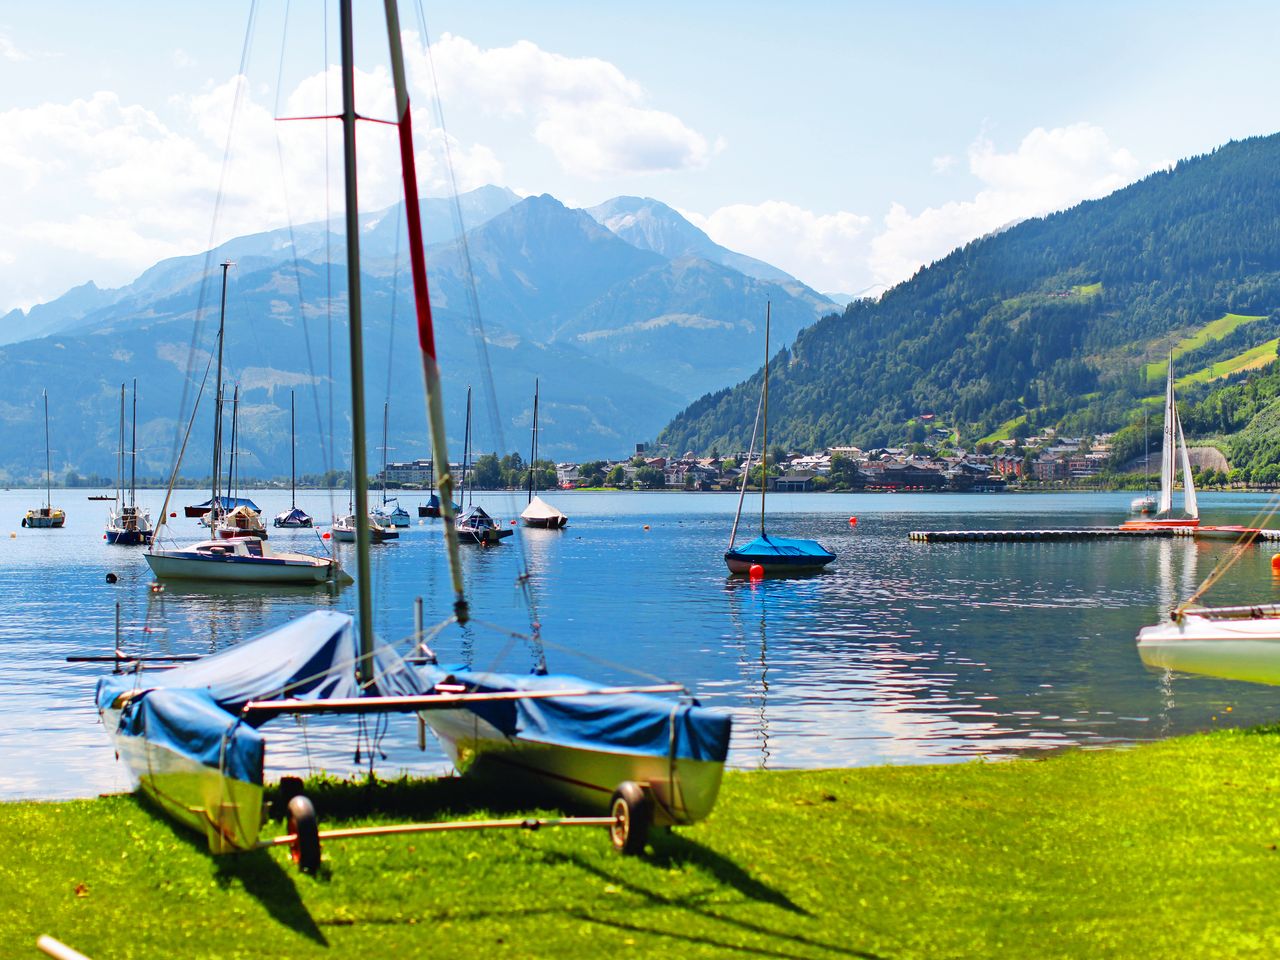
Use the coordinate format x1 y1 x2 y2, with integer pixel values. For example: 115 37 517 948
9 730 1280 958
1145 313 1266 382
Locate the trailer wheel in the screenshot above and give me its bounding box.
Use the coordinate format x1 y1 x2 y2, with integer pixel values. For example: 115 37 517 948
287 795 321 873
609 781 651 856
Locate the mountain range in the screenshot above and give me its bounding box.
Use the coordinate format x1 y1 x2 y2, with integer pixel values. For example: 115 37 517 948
660 133 1280 460
0 187 834 482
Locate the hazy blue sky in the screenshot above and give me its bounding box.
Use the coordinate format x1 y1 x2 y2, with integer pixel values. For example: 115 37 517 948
3 1 1279 313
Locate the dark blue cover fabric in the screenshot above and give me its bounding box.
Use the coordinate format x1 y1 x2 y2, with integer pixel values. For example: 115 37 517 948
97 610 360 722
118 687 265 784
727 535 835 561
417 666 731 763
96 611 361 787
188 496 262 512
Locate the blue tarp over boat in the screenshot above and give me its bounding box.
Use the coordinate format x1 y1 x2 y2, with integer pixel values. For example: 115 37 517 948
418 665 731 763
725 535 835 570
185 496 261 517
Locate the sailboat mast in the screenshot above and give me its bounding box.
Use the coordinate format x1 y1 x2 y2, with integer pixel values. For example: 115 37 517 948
117 384 125 508
211 260 232 519
44 391 51 510
760 302 770 538
130 379 138 508
339 0 375 676
382 401 389 507
528 380 538 504
227 385 239 504
381 0 468 622
1158 353 1175 516
290 390 296 509
463 388 472 507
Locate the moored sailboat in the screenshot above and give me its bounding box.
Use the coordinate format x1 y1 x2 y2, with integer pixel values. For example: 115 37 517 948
455 386 512 545
1121 355 1198 530
724 303 834 575
22 390 65 529
521 379 568 529
106 380 153 545
370 401 410 528
274 390 313 528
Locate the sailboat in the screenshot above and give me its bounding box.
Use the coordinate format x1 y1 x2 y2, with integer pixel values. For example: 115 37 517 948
724 303 835 574
521 379 568 529
1129 409 1157 515
96 1 728 867
22 390 65 529
105 380 153 545
417 450 459 518
456 386 512 544
1121 355 1198 530
370 402 410 528
145 271 341 584
208 384 268 539
274 390 313 528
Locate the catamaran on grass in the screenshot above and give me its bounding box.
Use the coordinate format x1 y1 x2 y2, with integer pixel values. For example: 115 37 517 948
96 0 729 873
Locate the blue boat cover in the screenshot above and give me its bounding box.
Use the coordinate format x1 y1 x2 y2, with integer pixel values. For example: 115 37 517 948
727 535 835 562
276 507 312 523
418 665 731 764
189 496 261 512
96 611 362 786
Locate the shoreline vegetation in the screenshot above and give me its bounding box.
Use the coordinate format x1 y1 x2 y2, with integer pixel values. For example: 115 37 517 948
7 728 1280 958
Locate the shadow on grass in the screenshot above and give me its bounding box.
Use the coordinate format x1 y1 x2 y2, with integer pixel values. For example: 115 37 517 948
545 848 879 960
129 793 328 946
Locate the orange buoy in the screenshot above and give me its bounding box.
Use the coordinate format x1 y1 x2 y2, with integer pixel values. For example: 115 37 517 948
322 531 331 540
643 524 650 531
1271 554 1280 573
848 516 858 527
749 563 765 581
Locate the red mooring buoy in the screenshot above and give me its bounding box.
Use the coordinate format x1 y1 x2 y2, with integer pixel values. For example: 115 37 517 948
848 516 858 527
749 563 765 581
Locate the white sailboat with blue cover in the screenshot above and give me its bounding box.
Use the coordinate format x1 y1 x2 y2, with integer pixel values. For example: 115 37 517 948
96 0 729 868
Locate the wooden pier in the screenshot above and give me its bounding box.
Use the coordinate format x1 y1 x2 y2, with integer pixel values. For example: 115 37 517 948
908 526 1280 543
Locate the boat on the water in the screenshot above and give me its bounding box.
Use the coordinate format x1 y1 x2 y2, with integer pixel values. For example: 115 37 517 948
145 536 343 585
520 379 568 529
724 303 834 575
146 266 338 584
96 1 727 870
1121 355 1198 530
371 406 411 527
332 512 398 543
1138 604 1280 685
274 390 313 528
23 391 65 529
185 496 260 519
106 380 153 545
456 386 511 544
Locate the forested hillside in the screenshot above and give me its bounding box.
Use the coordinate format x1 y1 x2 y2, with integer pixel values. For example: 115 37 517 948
660 133 1280 455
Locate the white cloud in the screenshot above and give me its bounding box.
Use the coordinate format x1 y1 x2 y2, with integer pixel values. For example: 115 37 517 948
869 123 1149 289
0 33 30 62
0 31 711 312
172 48 195 69
931 154 957 174
690 201 872 293
410 32 714 178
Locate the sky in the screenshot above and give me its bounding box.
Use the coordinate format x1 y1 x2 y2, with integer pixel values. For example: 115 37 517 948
3 1 1280 314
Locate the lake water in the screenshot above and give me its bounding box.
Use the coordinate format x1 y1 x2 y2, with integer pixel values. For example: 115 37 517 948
4 486 1280 800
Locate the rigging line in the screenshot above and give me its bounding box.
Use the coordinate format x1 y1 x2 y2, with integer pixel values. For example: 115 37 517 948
386 201 403 408
271 0 334 492
324 0 337 518
729 371 766 549
1179 495 1280 612
415 1 540 635
163 1 260 478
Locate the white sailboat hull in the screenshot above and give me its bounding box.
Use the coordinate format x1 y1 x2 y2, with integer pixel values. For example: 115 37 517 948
146 550 336 584
1138 612 1280 685
422 708 725 826
100 706 264 852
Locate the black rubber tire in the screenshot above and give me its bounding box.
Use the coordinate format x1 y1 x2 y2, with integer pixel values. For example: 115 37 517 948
274 776 305 820
609 781 652 856
287 795 321 874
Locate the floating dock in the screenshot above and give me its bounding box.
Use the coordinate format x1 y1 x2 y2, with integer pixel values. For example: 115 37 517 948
908 526 1280 543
